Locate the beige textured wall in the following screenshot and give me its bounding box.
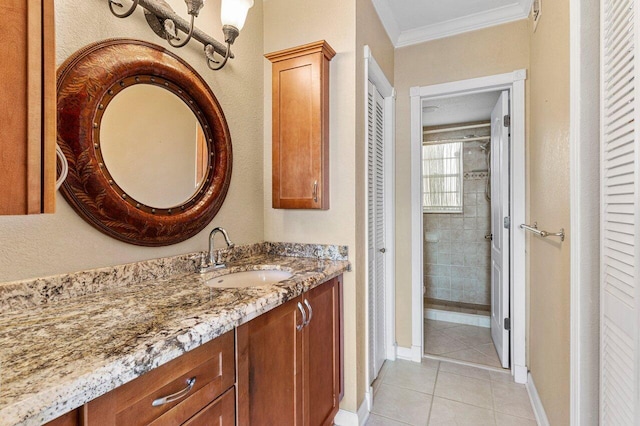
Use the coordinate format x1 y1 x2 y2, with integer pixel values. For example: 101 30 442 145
528 0 571 423
262 0 361 412
0 0 264 282
355 0 395 407
393 21 530 347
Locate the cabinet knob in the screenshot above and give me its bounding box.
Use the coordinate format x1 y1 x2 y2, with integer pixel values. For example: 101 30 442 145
379 248 386 253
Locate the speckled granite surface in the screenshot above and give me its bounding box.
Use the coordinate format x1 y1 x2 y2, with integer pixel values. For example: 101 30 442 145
0 242 349 426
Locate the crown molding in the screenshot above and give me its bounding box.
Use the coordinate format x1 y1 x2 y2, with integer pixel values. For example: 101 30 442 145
371 0 400 45
396 3 530 47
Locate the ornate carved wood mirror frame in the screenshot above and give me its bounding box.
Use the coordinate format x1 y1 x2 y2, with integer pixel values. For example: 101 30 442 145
57 39 232 246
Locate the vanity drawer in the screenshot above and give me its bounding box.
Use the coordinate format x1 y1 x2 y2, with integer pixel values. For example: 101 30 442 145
85 331 235 426
182 387 235 426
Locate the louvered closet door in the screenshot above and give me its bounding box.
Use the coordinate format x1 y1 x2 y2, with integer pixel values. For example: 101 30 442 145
367 81 386 384
601 0 640 424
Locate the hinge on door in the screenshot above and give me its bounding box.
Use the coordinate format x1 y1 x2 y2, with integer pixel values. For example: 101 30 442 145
503 217 511 229
503 115 511 127
504 318 511 330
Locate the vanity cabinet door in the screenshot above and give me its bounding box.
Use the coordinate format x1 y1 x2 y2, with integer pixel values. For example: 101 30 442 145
266 41 335 210
237 296 304 425
0 0 56 214
303 275 342 426
237 275 344 426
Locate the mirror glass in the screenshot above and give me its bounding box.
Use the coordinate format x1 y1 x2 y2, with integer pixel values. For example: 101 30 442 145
100 84 208 209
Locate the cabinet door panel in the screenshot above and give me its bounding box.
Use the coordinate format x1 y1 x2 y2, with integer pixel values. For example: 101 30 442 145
273 56 322 206
266 41 335 210
181 387 235 426
304 278 341 426
237 297 304 425
0 0 55 214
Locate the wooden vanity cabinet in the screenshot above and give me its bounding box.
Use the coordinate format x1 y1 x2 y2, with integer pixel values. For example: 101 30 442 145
0 0 56 215
82 330 235 426
45 275 344 426
237 275 343 425
266 41 335 210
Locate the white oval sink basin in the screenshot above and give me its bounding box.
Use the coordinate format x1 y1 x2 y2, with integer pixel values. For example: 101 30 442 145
205 270 293 288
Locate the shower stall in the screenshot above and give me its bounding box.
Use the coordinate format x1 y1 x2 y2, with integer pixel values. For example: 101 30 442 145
422 121 492 317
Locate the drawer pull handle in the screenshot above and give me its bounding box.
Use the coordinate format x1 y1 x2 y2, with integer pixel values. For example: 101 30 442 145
297 302 307 331
152 377 196 407
313 180 318 203
304 299 313 326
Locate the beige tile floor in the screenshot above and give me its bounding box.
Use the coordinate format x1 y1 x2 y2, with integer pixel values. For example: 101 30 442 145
424 319 502 368
367 359 537 426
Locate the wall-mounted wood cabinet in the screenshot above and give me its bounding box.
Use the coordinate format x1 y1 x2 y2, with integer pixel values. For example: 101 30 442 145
0 0 56 215
266 41 335 210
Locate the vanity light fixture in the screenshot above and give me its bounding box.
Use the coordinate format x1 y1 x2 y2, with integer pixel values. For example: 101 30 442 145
107 0 254 70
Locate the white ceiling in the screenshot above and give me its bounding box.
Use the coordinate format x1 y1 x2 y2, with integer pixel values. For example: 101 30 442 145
422 91 501 127
371 0 533 47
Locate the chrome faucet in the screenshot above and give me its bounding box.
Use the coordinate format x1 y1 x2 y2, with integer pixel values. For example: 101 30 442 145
199 227 235 273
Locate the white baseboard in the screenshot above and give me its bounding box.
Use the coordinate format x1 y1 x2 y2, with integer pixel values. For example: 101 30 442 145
365 386 373 411
425 308 491 328
526 372 550 426
514 364 528 384
386 343 397 361
334 398 369 426
396 345 422 362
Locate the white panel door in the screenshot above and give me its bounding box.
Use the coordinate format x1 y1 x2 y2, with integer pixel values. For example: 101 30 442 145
490 91 510 369
368 81 386 383
601 0 639 423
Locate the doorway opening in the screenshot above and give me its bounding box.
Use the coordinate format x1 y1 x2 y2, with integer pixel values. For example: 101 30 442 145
410 70 527 383
421 91 507 369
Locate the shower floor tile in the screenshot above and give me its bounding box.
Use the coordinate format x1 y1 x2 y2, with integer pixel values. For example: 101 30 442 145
424 319 503 369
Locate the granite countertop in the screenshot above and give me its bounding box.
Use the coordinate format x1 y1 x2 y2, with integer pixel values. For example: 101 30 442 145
0 242 349 426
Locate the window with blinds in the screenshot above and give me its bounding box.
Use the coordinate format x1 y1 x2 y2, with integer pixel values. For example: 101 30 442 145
422 142 463 213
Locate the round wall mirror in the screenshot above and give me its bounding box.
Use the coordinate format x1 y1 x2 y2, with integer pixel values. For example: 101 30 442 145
99 84 208 209
57 40 232 246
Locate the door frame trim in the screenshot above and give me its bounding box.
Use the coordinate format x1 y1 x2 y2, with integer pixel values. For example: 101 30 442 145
364 45 396 393
410 69 527 382
569 0 600 423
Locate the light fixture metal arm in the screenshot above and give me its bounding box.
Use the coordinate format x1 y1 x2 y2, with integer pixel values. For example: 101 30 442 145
165 14 196 48
206 42 231 70
107 0 233 59
109 0 140 18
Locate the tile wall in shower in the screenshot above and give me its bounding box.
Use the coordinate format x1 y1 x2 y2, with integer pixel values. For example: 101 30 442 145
423 144 492 306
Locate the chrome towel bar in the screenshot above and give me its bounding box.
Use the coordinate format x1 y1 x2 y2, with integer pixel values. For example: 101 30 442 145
520 222 565 242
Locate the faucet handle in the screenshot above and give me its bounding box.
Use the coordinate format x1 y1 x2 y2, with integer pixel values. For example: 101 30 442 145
198 253 208 270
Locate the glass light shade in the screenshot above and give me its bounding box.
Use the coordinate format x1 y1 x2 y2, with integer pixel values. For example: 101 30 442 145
220 0 254 31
